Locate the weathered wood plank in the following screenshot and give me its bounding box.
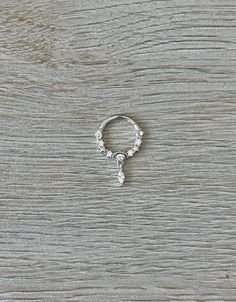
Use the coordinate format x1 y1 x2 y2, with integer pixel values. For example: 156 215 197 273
0 0 236 301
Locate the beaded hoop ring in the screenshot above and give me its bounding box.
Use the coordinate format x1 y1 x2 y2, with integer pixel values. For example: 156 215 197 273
95 114 144 186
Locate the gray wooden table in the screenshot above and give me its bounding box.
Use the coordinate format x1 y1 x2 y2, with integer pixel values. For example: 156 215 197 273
0 0 236 301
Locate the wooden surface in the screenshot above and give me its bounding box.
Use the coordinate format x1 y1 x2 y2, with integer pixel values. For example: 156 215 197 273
0 0 236 301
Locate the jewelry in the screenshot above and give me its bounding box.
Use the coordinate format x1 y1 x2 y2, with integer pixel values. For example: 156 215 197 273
95 115 144 186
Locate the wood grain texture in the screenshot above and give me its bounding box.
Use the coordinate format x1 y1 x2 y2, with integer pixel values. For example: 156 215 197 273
0 0 236 301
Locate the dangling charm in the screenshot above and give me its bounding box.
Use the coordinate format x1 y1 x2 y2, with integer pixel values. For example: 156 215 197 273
114 152 126 186
95 115 144 186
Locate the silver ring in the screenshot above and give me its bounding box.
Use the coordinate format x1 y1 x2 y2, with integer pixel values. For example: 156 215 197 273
95 115 144 186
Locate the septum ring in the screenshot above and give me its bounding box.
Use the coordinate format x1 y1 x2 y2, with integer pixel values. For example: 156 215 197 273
95 115 144 186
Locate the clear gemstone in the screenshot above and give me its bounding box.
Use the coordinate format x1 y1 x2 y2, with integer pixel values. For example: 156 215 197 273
133 146 139 152
136 130 144 138
106 150 113 158
98 140 104 147
115 153 126 162
128 149 134 157
95 130 102 139
136 138 142 146
139 130 144 136
118 170 125 185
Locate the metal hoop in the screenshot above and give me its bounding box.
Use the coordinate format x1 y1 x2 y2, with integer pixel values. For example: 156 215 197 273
95 115 144 185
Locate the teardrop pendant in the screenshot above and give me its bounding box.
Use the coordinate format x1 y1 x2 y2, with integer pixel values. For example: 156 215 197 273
118 169 125 185
115 152 126 186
